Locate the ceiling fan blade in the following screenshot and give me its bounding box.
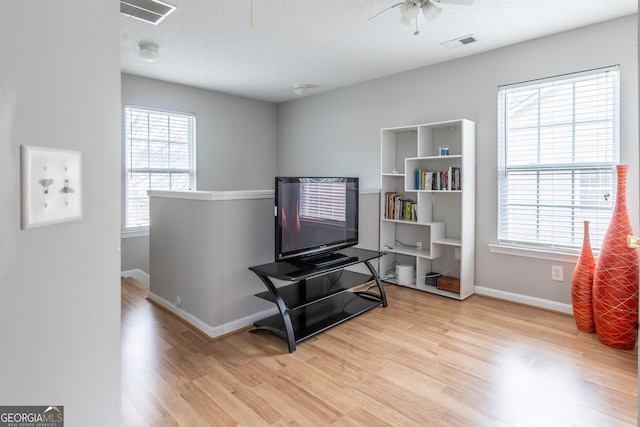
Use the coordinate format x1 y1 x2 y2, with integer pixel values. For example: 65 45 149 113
368 2 403 21
432 0 474 5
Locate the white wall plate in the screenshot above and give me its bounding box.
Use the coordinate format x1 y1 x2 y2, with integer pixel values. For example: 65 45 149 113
21 145 82 229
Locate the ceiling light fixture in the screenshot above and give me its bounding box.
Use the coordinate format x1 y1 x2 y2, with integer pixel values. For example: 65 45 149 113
139 43 160 62
399 1 441 26
293 85 308 96
421 1 442 21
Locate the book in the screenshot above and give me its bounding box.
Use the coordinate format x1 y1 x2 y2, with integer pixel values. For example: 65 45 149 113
383 192 417 221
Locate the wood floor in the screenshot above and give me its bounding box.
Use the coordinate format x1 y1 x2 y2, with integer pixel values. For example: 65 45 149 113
121 277 638 426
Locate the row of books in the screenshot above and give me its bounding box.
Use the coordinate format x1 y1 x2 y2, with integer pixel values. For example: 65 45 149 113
384 192 417 221
415 167 461 191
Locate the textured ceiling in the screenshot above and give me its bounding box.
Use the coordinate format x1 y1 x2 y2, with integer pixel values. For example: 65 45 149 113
120 0 638 103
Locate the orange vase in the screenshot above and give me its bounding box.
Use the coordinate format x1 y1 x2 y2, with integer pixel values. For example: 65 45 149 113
572 220 595 332
592 165 639 349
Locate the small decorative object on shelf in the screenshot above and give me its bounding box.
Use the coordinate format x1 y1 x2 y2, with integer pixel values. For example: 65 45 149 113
592 164 639 350
437 276 460 293
571 220 595 332
438 147 449 156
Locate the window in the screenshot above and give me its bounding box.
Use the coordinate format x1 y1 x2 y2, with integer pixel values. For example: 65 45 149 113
497 66 619 253
124 106 196 232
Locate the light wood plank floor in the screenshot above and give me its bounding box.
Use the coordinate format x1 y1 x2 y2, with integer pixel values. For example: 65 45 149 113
121 277 637 426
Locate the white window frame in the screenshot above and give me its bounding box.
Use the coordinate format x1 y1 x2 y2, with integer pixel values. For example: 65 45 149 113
495 66 619 257
122 105 196 237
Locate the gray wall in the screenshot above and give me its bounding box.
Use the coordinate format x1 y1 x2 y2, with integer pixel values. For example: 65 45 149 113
121 74 278 275
121 235 150 273
276 15 639 306
148 194 276 335
0 1 121 426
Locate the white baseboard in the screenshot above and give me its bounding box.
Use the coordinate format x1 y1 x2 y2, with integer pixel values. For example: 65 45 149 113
475 286 573 314
121 269 150 286
147 291 279 339
123 271 573 335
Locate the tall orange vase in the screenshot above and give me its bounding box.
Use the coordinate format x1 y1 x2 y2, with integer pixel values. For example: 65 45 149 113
572 220 595 332
592 165 639 350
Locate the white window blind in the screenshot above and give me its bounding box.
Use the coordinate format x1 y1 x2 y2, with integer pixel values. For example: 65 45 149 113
497 66 619 252
124 106 196 231
299 179 346 222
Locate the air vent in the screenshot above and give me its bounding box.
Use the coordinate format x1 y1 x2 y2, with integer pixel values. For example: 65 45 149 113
441 34 477 49
121 0 176 25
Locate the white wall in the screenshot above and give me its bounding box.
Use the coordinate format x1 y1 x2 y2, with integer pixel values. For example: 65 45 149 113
277 15 639 307
121 74 278 275
0 2 121 426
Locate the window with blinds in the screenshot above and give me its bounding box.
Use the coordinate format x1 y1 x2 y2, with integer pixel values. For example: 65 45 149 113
298 179 347 223
124 106 196 231
497 66 619 252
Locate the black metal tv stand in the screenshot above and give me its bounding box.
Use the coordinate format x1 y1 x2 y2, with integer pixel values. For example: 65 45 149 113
249 247 387 353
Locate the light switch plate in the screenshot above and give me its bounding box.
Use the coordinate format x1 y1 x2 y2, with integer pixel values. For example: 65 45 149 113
21 145 82 230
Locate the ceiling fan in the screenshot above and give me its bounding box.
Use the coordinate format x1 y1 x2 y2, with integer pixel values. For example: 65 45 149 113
370 0 474 35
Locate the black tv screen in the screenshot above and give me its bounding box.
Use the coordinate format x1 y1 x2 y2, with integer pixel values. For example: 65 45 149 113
275 177 359 263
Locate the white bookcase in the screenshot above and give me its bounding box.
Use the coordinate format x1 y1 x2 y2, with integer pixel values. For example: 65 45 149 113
379 119 475 300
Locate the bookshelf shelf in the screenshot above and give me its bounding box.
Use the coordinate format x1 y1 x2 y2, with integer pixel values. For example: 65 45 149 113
406 154 463 161
379 119 475 300
381 218 418 225
433 237 462 246
383 246 433 259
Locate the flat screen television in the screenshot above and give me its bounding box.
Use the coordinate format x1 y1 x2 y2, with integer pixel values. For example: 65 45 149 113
275 177 359 266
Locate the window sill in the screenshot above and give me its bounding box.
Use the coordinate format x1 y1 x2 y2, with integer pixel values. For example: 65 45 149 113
121 228 149 239
488 244 580 263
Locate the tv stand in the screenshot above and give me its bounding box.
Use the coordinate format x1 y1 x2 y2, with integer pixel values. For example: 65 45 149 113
249 247 387 353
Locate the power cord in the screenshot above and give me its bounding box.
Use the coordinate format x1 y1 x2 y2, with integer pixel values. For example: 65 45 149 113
394 239 420 248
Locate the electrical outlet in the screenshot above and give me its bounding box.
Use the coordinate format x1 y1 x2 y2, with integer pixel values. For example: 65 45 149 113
551 265 564 282
416 241 422 250
454 247 461 261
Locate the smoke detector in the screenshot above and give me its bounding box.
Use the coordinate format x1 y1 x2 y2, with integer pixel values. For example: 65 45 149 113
293 85 308 96
139 43 160 62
